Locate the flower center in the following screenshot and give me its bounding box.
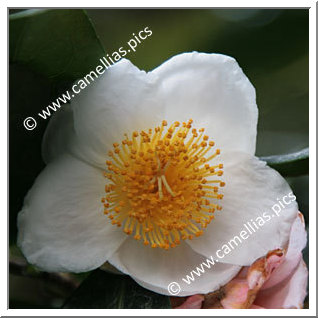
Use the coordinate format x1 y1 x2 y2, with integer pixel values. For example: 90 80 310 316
101 119 225 250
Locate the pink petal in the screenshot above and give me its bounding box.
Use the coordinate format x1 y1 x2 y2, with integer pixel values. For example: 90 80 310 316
261 212 307 290
174 295 204 309
250 304 265 309
221 279 250 309
212 250 284 309
254 259 308 308
247 250 285 290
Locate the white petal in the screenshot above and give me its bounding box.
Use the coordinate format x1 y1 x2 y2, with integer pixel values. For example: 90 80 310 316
108 238 241 296
17 155 127 272
42 106 75 163
42 106 103 168
68 52 257 169
187 151 298 266
71 59 164 168
152 52 258 155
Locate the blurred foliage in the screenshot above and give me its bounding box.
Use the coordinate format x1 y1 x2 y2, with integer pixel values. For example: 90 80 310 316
63 269 171 309
260 147 309 177
10 9 104 81
9 8 309 309
9 246 82 308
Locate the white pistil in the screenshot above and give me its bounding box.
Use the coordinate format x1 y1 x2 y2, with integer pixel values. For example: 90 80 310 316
158 176 163 200
161 175 176 197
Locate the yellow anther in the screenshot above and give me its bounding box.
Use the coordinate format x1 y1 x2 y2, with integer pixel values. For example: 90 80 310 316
101 120 224 250
114 206 121 213
134 234 141 240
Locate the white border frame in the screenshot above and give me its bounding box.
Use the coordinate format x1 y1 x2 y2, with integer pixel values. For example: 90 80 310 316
3 1 316 316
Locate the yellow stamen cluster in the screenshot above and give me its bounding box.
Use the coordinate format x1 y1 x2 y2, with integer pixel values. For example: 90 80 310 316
101 119 225 250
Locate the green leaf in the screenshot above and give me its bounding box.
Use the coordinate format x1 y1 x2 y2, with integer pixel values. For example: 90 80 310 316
261 148 309 177
62 269 171 309
9 9 105 82
9 9 105 244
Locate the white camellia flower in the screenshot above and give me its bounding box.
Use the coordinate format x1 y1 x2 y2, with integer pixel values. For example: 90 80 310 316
18 52 299 296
